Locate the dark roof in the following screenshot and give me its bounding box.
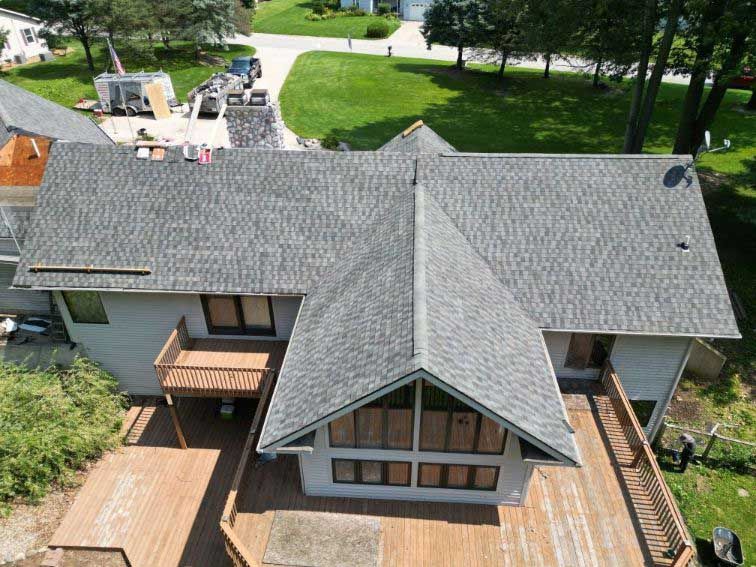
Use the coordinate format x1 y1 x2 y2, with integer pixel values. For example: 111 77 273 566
0 80 113 145
14 143 739 339
379 122 456 154
260 184 580 464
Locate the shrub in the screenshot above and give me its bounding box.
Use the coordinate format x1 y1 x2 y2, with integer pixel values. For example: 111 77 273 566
321 134 339 149
377 2 391 14
366 19 390 38
0 358 127 514
311 0 326 14
38 28 64 50
345 6 366 15
306 12 322 19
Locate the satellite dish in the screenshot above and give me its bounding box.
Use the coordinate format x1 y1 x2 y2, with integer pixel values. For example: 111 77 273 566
705 131 711 149
724 139 731 149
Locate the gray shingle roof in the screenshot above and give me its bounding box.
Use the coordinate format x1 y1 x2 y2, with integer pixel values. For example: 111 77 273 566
0 80 113 145
419 154 738 336
0 206 33 240
379 122 456 154
260 184 580 464
14 144 739 339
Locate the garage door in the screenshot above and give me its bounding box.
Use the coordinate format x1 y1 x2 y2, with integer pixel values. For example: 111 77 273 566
405 2 427 20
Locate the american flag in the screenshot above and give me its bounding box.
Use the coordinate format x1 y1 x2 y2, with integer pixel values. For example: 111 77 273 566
107 39 125 75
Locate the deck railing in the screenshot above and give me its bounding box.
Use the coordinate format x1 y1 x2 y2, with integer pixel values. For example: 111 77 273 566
219 369 277 567
600 361 694 567
153 316 269 397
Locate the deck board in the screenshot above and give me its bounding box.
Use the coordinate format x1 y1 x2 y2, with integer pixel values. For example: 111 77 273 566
50 399 251 567
176 339 287 369
233 392 669 567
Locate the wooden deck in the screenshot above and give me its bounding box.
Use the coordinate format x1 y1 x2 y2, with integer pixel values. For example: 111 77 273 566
155 317 288 397
50 398 253 567
231 387 672 567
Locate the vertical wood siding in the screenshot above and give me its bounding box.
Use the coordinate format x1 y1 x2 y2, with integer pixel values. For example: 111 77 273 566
0 264 50 314
55 291 302 395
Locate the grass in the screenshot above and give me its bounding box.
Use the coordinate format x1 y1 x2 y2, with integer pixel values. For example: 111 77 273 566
254 0 400 39
0 357 127 515
662 460 755 566
0 40 255 108
279 51 754 174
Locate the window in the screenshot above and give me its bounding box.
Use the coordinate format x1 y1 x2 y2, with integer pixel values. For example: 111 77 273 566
62 291 109 324
328 383 415 450
419 381 507 454
418 464 499 491
564 333 615 369
22 28 36 44
200 295 275 336
629 400 657 427
332 459 410 486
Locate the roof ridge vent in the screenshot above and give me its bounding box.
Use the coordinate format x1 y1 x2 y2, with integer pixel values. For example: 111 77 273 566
412 183 428 366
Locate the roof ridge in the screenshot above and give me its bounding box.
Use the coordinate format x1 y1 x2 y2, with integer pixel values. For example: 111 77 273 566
412 183 428 367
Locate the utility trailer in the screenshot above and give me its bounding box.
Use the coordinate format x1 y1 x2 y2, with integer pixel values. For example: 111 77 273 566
187 73 247 114
94 71 180 116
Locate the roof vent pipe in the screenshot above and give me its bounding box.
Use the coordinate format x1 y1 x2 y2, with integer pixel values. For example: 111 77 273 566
678 235 691 252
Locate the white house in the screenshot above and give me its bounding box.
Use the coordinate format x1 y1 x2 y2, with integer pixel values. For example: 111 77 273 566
339 0 432 21
0 8 50 66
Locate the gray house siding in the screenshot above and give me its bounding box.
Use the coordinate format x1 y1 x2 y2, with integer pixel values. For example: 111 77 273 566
542 331 602 379
54 291 302 395
543 330 692 435
0 263 49 314
610 334 692 435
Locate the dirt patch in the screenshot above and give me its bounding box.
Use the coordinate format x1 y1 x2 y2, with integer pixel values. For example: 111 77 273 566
698 170 731 194
0 486 77 564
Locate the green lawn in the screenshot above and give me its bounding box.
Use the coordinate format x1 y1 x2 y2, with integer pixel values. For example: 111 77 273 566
279 51 754 175
255 0 400 39
662 461 755 566
0 41 255 108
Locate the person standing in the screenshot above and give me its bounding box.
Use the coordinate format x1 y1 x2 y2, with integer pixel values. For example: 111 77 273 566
348 33 352 51
678 433 697 472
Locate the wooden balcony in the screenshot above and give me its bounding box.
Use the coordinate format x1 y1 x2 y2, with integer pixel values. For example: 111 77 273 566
154 316 288 398
220 363 693 567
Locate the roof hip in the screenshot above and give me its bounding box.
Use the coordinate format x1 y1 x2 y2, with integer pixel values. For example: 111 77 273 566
412 183 428 367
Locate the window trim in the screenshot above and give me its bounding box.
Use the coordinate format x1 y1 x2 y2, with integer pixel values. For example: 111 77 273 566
200 294 276 336
417 463 500 491
22 28 35 44
419 381 507 454
331 459 411 487
62 290 109 325
328 384 415 450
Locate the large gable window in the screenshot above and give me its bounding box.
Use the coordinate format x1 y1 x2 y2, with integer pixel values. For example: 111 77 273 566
564 333 615 369
419 381 507 454
62 291 109 324
201 295 275 336
328 383 415 450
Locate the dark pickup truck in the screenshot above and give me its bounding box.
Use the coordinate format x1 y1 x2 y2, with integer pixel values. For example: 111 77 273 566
227 56 262 88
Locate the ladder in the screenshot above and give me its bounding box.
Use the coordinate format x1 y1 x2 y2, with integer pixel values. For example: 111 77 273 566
48 293 68 343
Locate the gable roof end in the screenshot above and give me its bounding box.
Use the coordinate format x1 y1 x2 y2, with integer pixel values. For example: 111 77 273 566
379 121 456 154
0 80 113 145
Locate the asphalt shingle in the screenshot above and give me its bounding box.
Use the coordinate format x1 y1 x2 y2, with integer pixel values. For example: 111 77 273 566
0 79 113 145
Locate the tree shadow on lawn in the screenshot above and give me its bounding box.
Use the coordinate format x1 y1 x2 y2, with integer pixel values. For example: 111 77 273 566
319 63 680 153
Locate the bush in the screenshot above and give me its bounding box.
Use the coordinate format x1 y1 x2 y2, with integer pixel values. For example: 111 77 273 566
306 12 322 19
377 2 391 14
345 5 366 15
38 28 64 50
321 134 340 149
366 19 390 38
0 358 127 514
311 0 326 14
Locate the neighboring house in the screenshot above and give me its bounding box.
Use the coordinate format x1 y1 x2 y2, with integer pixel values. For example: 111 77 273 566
0 8 50 66
339 0 431 21
0 79 113 315
12 122 739 507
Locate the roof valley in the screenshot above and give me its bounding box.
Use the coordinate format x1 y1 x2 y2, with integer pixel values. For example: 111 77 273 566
412 182 428 368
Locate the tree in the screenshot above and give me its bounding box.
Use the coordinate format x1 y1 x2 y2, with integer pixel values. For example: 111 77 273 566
623 0 684 152
671 0 753 154
92 0 152 43
30 0 101 71
422 0 485 70
479 0 525 78
236 0 255 35
188 0 236 58
151 0 193 49
574 0 644 87
517 0 578 78
0 28 8 51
